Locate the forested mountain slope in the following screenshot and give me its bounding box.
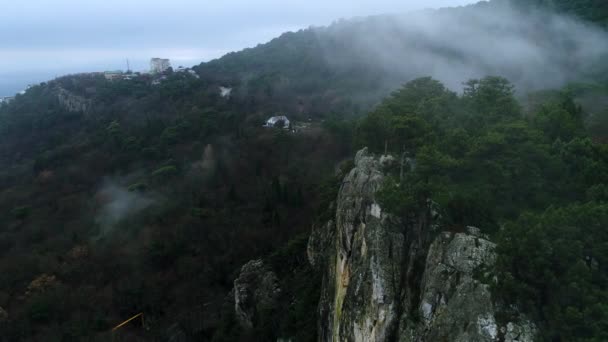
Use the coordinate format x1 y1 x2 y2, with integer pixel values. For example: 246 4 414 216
510 0 608 27
0 69 353 340
0 0 606 341
221 75 608 341
196 0 608 120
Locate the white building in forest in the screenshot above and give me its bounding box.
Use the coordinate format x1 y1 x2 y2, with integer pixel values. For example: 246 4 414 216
104 70 123 81
264 116 290 128
219 86 232 98
0 96 14 104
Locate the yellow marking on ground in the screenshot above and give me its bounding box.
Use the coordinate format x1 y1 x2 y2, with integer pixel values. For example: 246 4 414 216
112 312 144 332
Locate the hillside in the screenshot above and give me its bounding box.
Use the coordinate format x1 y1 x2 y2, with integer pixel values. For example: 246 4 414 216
216 74 608 341
510 0 608 27
0 69 354 340
0 0 606 341
196 0 608 120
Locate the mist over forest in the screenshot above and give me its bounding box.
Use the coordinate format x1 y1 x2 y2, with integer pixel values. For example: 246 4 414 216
0 0 607 341
314 1 608 91
199 0 608 118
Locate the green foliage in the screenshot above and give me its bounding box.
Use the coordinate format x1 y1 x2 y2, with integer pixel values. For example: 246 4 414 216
586 184 608 202
210 303 244 342
151 165 178 179
355 77 455 154
144 239 185 270
495 203 608 341
106 120 121 136
263 234 320 341
462 76 521 129
371 76 550 224
510 0 608 27
0 59 352 340
532 92 586 141
11 206 31 220
0 2 605 337
26 293 58 324
363 75 608 340
127 182 148 192
588 107 608 142
354 110 393 153
377 177 417 216
313 161 352 224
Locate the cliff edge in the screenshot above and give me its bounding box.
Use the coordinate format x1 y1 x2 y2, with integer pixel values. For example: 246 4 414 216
308 148 536 342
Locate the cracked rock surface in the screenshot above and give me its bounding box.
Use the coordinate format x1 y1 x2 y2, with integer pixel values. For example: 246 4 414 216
309 148 536 341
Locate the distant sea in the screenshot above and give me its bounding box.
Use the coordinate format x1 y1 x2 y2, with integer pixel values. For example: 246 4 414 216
0 71 65 98
0 59 203 97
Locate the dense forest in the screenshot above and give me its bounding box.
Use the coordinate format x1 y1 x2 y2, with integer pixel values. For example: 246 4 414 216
0 70 352 340
0 0 606 341
196 0 608 119
509 0 608 26
362 76 608 341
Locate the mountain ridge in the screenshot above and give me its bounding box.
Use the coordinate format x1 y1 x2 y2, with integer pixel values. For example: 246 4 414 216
0 0 607 341
194 0 608 119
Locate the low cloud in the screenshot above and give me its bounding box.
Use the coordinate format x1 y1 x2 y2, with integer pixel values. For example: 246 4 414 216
94 180 156 237
315 2 608 92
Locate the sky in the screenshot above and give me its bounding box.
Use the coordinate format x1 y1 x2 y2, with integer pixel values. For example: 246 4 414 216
0 0 477 96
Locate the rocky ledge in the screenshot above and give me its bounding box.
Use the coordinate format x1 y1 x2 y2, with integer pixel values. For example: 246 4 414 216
309 148 536 342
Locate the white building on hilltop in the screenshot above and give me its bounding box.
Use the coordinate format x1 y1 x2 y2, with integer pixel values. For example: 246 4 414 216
150 58 171 73
104 70 123 81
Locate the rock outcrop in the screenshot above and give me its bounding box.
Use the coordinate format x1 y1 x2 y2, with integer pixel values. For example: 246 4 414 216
308 220 335 269
233 259 281 329
409 229 535 342
24 273 59 298
309 148 536 341
57 87 91 113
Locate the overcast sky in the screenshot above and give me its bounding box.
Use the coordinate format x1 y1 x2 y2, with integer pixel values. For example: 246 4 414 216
0 0 478 96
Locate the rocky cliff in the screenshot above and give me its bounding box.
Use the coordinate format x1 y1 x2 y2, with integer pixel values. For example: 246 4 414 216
233 259 281 329
308 148 536 342
56 87 91 113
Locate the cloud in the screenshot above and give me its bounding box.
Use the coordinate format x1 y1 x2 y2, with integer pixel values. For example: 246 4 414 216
0 1 476 72
94 180 156 238
314 1 608 92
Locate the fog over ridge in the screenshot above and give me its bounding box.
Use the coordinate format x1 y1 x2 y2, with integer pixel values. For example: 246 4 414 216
313 1 608 92
0 0 476 97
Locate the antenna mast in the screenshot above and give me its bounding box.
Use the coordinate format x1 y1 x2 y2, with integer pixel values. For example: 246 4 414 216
126 59 131 73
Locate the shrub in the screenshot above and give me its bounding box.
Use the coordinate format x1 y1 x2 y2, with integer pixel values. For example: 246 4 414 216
128 182 148 192
11 206 31 220
151 166 178 179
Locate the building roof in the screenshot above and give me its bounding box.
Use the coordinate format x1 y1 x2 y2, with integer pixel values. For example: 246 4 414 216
266 116 290 124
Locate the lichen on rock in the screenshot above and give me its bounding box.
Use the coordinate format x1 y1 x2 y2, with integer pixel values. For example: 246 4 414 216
233 259 280 329
56 87 91 113
312 148 537 342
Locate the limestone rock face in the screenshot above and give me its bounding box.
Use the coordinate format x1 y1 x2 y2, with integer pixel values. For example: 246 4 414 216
311 148 536 342
311 148 414 341
233 259 280 329
410 229 534 342
25 273 59 298
57 87 91 113
308 220 335 269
